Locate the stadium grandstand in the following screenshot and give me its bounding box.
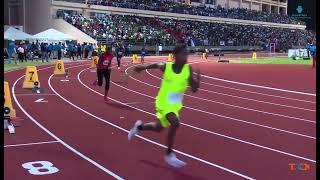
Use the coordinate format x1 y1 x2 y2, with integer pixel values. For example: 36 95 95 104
3 0 316 54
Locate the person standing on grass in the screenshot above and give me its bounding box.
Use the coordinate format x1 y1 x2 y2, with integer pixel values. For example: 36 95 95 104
17 45 25 63
93 46 114 101
309 42 316 68
141 46 146 63
61 42 66 58
22 42 27 62
57 42 62 60
84 43 89 59
7 40 15 60
41 43 49 62
48 43 53 60
88 43 93 59
69 43 75 61
128 44 201 168
77 43 82 59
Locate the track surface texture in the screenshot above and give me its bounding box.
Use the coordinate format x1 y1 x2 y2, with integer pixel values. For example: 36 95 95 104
4 56 316 180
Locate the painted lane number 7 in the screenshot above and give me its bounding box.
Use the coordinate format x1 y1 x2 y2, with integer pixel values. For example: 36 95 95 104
29 71 34 81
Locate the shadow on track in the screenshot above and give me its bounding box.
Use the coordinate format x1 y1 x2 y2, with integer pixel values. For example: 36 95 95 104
140 160 208 180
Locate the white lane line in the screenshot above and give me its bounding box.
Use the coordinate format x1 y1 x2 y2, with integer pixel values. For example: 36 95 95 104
124 60 315 103
15 94 57 96
12 66 124 180
78 68 315 164
146 70 315 112
126 66 315 124
125 101 154 105
129 74 316 123
200 74 316 96
185 61 315 103
187 61 316 99
4 141 59 148
126 67 316 129
34 98 48 103
198 81 316 104
112 71 315 140
53 69 257 180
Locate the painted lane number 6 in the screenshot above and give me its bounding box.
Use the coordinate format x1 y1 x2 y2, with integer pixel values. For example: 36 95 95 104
22 161 59 175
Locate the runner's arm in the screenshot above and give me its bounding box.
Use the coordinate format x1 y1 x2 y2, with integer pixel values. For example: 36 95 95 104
189 66 200 93
134 62 166 73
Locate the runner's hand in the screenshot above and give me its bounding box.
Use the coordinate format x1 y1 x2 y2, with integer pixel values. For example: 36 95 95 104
126 69 137 77
134 66 145 73
195 68 201 83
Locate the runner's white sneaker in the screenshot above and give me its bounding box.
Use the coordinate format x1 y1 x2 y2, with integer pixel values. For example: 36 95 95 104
164 152 186 168
128 120 142 140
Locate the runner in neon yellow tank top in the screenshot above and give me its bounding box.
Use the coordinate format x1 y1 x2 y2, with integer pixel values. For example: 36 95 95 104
128 44 201 168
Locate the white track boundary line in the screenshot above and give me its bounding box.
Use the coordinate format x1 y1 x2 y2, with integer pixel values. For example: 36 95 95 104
15 93 57 96
4 141 59 148
133 60 315 103
111 71 315 140
131 72 315 123
199 81 316 104
78 67 315 163
200 74 316 96
12 65 124 180
187 60 316 98
146 69 315 112
124 67 316 139
46 68 258 180
113 79 315 140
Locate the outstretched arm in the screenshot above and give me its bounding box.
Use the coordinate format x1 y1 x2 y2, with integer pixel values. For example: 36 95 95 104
189 66 200 93
134 62 166 73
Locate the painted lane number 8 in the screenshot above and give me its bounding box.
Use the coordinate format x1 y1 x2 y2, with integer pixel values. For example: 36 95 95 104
22 161 59 175
57 63 62 70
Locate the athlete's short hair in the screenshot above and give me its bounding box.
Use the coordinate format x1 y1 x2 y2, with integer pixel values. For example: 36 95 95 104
173 44 187 55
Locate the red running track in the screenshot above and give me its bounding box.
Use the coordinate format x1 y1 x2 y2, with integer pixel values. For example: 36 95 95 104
4 57 316 180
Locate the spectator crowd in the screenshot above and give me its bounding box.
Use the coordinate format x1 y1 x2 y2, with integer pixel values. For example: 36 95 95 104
85 0 304 25
63 12 315 51
4 40 102 63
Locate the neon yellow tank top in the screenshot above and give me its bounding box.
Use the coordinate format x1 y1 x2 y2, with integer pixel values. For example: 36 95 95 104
156 62 190 108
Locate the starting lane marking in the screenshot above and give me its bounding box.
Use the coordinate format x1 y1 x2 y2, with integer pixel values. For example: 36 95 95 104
4 141 59 148
35 98 48 103
22 161 59 175
60 79 70 82
12 65 124 180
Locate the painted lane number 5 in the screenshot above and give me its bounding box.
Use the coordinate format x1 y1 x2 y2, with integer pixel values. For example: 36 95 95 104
22 161 59 175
